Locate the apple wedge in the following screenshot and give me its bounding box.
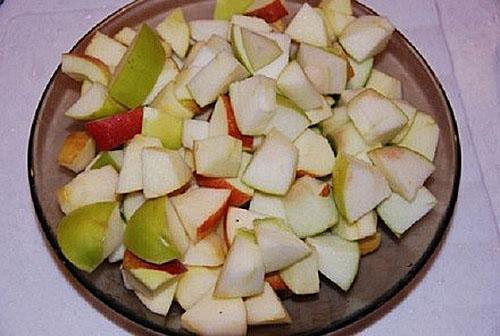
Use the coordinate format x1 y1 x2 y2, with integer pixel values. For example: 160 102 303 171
399 112 440 161
306 234 359 291
58 131 96 173
347 88 408 145
368 146 435 201
116 135 162 194
84 32 127 70
254 217 311 272
57 165 118 214
214 229 265 298
183 233 226 267
284 176 338 238
245 282 291 325
66 82 125 120
182 119 209 150
156 8 190 58
277 60 323 110
190 20 229 42
188 51 249 107
171 187 231 241
229 75 277 136
332 152 391 223
265 95 309 142
175 266 221 310
242 129 298 195
339 15 394 62
285 3 328 47
245 0 288 23
142 147 193 199
378 187 437 237
249 191 286 219
279 247 319 295
332 211 377 241
294 129 336 177
57 201 124 272
141 106 183 150
113 27 137 46
61 53 111 86
109 24 166 108
365 69 402 99
194 135 243 178
181 289 247 336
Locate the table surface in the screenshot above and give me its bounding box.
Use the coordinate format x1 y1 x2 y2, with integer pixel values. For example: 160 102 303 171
1 0 499 335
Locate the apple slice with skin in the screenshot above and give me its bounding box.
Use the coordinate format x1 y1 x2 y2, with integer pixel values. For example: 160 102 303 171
358 232 381 255
254 217 311 272
85 107 143 151
57 166 118 214
181 288 247 336
242 129 298 195
285 3 328 47
109 24 165 108
279 247 319 295
229 75 277 136
368 146 435 201
142 147 193 199
175 266 221 310
58 131 96 173
183 233 226 267
61 54 111 86
306 233 360 291
284 175 338 238
277 60 323 110
85 32 127 70
171 187 231 241
294 128 336 177
57 202 124 272
249 191 286 219
196 152 254 207
365 69 402 99
399 112 440 162
194 135 243 178
141 107 183 150
332 211 377 241
332 152 391 223
156 8 190 58
245 0 288 23
116 135 162 194
190 20 229 42
214 229 265 298
66 82 125 120
264 95 309 142
245 282 291 325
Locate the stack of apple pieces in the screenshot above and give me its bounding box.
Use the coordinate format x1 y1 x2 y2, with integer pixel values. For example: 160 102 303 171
53 1 442 334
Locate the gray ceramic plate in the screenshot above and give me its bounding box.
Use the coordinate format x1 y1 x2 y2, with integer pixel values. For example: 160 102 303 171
28 1 461 335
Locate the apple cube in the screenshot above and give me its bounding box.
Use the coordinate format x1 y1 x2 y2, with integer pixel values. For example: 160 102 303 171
332 211 377 241
294 129 336 177
242 129 298 195
58 131 96 173
365 69 402 99
190 20 229 42
245 282 291 325
156 8 190 58
175 266 221 310
249 191 286 219
277 60 323 110
399 112 440 161
113 27 137 46
85 32 127 70
57 165 118 214
141 106 183 150
285 3 328 47
194 135 243 178
61 53 110 86
279 247 319 295
65 82 124 120
265 95 309 142
182 119 209 150
183 233 226 267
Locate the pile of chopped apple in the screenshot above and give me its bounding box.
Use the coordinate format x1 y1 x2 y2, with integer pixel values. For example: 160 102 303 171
54 0 440 334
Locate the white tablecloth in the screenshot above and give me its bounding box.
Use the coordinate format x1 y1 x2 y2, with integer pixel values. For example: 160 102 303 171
0 0 499 335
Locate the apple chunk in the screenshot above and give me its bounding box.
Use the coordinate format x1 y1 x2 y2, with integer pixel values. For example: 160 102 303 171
84 32 127 70
190 20 229 42
194 135 243 178
58 131 96 173
156 8 190 58
183 233 226 267
61 54 111 86
245 0 288 23
256 32 291 80
399 112 440 162
65 82 125 120
285 3 328 47
265 95 310 142
332 211 377 241
245 282 291 325
141 106 183 150
224 207 262 246
365 69 402 99
175 266 221 310
294 129 336 177
279 247 319 295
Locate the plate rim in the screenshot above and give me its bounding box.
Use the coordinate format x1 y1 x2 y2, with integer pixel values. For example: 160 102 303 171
27 1 462 335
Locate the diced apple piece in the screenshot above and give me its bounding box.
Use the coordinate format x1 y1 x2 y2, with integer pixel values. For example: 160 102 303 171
256 32 291 79
229 75 277 136
339 15 394 62
135 280 178 316
242 129 298 195
231 15 272 32
319 105 350 139
347 89 408 145
294 129 336 177
65 82 124 120
152 82 199 120
176 266 221 310
333 152 391 222
368 146 435 201
245 0 288 23
323 10 354 37
332 122 379 157
116 135 162 194
249 191 286 219
109 25 166 108
188 52 249 107
183 233 226 267
365 69 402 99
214 0 254 20
285 3 328 47
206 34 233 54
304 96 333 125
171 187 231 241
358 232 382 255
57 166 118 214
332 211 377 241
143 59 179 105
255 217 311 272
245 282 291 325
214 230 265 298
279 247 319 295
338 88 367 106
61 54 110 86
224 207 261 246
58 131 96 173
113 27 136 46
175 67 203 101
142 106 183 150
307 234 359 291
399 112 440 161
182 119 209 150
87 149 123 172
284 176 338 237
181 289 247 336
377 187 437 237
277 61 323 111
319 0 352 15
122 191 145 221
190 20 229 42
347 57 373 89
265 95 309 142
194 135 242 178
85 32 127 70
156 8 190 58
390 99 417 144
